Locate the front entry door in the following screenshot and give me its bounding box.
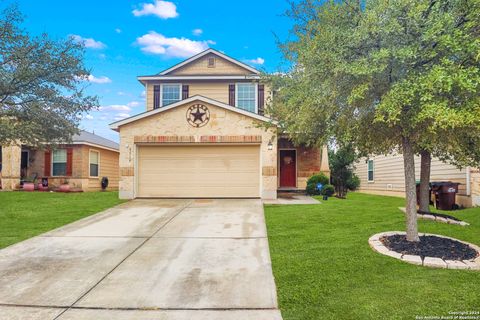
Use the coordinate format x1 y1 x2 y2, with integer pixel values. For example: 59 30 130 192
280 150 296 187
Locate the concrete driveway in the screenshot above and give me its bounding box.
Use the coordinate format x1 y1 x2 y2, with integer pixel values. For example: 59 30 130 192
0 199 282 320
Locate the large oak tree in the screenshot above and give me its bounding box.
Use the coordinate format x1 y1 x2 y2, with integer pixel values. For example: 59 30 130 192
0 4 98 147
267 0 480 241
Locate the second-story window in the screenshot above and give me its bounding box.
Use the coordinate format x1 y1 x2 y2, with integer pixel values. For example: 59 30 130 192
236 83 257 113
161 84 181 106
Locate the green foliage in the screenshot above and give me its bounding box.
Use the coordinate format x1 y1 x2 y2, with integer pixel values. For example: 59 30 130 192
320 184 335 197
306 173 330 195
0 4 98 147
266 0 480 239
306 173 329 186
329 145 358 198
306 173 331 195
346 174 360 191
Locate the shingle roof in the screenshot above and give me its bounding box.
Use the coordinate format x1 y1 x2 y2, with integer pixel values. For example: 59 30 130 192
72 130 119 151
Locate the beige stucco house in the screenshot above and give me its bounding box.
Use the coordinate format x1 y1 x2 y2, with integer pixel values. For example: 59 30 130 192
354 154 480 207
110 49 329 199
0 130 120 191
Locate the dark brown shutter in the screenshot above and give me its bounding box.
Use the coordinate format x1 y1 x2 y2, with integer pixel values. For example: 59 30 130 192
182 85 189 99
228 84 235 106
44 150 51 176
258 84 265 115
153 85 160 109
66 148 73 176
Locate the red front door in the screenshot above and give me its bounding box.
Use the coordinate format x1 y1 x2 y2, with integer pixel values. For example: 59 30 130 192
280 150 296 187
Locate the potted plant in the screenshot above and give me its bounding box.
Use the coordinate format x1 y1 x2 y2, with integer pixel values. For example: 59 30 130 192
59 179 70 192
23 177 36 192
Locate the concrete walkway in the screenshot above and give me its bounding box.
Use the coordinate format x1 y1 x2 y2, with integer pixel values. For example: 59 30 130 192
0 199 282 320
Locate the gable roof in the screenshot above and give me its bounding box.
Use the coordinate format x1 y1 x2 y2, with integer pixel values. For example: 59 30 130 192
158 48 260 76
109 95 276 131
72 130 119 152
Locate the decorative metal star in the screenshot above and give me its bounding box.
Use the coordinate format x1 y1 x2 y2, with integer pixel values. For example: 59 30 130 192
191 106 205 122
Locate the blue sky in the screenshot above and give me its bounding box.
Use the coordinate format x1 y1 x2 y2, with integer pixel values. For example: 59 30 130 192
20 0 293 142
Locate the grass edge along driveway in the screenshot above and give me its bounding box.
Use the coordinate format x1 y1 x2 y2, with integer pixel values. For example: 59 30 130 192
264 193 480 320
0 191 125 249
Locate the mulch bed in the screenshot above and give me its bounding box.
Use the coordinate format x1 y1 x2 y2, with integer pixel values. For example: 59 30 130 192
381 234 478 260
417 210 462 222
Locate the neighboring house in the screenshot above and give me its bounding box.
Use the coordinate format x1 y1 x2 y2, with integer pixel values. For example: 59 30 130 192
354 154 480 207
0 130 120 191
110 48 329 199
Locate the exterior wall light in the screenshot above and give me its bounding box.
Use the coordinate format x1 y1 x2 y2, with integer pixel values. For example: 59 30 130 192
268 141 273 150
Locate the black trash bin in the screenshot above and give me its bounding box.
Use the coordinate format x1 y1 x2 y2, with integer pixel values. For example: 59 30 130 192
430 181 459 210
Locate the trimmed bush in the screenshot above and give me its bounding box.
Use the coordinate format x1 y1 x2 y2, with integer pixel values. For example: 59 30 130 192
306 173 329 186
346 174 360 191
321 184 335 197
306 173 330 195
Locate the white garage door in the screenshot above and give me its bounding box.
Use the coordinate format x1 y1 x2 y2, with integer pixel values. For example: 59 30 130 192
137 145 260 198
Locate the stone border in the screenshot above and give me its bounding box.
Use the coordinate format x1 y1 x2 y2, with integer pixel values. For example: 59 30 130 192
369 231 480 270
398 207 469 226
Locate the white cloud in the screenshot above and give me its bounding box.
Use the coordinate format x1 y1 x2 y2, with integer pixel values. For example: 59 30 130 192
136 31 213 58
87 75 112 84
99 53 106 59
245 57 265 65
133 1 178 19
100 116 108 121
85 114 94 120
192 28 203 36
100 104 131 112
115 28 122 34
71 35 106 49
117 91 126 96
128 101 140 107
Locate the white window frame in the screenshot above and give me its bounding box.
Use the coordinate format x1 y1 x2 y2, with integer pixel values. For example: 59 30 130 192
367 159 374 182
51 149 67 177
235 82 258 113
160 83 182 107
89 149 100 178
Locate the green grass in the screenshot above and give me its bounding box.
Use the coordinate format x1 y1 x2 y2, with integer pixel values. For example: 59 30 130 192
264 193 480 320
0 191 125 249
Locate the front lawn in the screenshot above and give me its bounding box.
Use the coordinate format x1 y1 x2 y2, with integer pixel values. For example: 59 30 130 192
0 191 125 249
265 193 480 320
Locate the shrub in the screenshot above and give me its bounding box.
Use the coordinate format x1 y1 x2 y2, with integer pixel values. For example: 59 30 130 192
321 184 335 197
306 173 329 186
346 174 360 191
306 173 330 195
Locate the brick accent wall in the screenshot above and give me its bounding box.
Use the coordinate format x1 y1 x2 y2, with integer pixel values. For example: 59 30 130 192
134 135 262 144
278 137 326 189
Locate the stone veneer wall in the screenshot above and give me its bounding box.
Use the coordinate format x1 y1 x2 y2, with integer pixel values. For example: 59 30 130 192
1 144 21 190
117 100 277 199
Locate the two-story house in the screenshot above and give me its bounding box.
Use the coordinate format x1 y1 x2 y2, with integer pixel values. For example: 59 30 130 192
110 49 329 199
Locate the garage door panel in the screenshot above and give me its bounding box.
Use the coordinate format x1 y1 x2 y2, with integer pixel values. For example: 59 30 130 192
137 145 260 198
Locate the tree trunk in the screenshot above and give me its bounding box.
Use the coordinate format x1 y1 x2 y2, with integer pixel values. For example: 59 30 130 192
402 137 420 242
419 150 432 213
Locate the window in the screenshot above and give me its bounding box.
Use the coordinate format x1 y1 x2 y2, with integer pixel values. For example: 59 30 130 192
236 83 257 113
367 159 374 182
89 150 99 177
52 149 67 176
161 84 181 106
